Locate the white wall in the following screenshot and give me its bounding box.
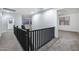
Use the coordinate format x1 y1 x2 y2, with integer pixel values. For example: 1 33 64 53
14 14 22 28
0 12 2 37
58 13 79 32
2 13 15 33
0 11 15 37
32 9 58 38
0 10 16 36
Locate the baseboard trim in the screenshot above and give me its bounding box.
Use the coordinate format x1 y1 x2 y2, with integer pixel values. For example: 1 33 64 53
59 30 78 33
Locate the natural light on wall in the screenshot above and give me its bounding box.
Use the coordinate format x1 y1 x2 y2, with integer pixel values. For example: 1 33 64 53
32 13 41 22
32 9 58 38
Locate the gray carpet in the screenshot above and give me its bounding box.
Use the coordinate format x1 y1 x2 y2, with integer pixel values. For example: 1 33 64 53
0 30 79 51
38 31 79 51
0 32 23 51
48 31 79 51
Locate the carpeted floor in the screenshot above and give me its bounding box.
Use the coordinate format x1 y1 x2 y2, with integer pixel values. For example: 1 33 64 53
0 32 23 51
0 30 79 51
39 31 79 51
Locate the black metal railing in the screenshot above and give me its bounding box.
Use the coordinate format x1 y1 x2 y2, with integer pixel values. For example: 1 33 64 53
14 26 29 51
14 26 55 51
30 27 55 51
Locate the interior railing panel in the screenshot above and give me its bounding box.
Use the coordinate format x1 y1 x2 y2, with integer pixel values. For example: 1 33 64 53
14 26 29 51
14 26 55 51
30 27 55 51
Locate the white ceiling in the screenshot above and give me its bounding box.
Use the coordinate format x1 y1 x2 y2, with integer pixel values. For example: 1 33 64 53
12 8 37 15
10 8 62 16
13 8 52 15
58 8 79 16
12 8 59 15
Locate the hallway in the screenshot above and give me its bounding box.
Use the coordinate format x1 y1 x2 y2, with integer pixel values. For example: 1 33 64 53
47 31 79 51
0 8 79 51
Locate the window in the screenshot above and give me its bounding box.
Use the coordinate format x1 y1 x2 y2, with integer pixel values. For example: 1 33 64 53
59 16 70 25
